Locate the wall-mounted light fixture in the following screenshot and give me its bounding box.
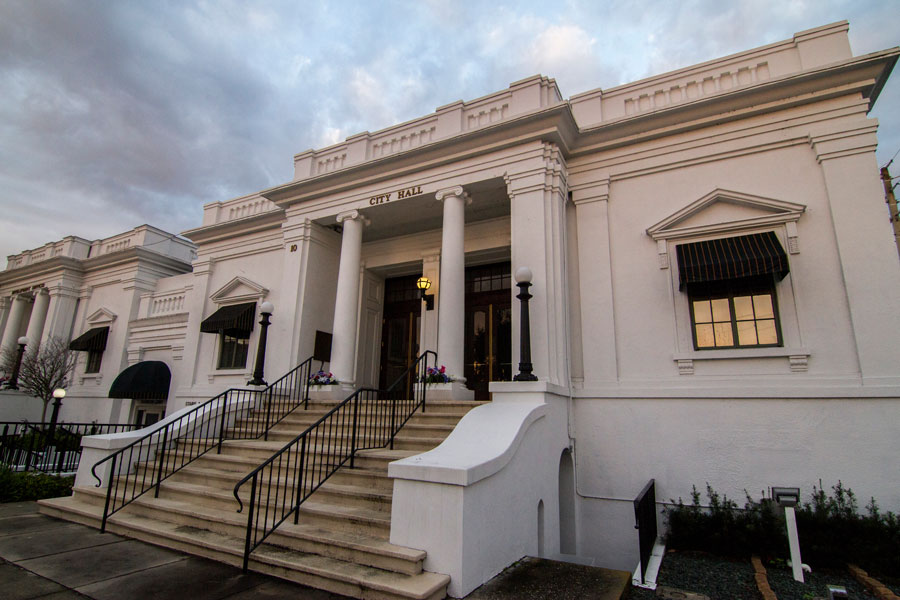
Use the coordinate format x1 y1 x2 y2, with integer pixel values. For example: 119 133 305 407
417 276 434 310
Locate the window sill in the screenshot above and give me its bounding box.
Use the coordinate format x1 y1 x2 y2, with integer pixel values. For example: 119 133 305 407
672 347 810 375
78 373 103 386
207 370 250 384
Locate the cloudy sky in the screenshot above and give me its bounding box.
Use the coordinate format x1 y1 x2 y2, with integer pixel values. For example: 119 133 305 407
1 0 898 263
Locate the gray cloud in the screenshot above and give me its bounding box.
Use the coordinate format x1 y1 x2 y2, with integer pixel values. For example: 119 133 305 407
0 0 897 262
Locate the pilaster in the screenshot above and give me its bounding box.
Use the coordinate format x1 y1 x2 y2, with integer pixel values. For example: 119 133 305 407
570 174 618 385
809 122 900 383
505 143 570 388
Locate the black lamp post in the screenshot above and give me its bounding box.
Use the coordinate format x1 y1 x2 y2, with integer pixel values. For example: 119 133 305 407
6 336 28 390
247 301 274 386
416 276 434 310
48 387 66 437
513 267 538 381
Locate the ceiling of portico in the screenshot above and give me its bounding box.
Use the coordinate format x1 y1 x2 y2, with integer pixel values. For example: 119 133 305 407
314 177 510 243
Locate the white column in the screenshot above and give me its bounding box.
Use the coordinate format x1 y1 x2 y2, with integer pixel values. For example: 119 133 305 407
435 186 469 381
25 289 50 347
41 284 79 347
330 210 367 386
0 295 30 359
0 298 10 345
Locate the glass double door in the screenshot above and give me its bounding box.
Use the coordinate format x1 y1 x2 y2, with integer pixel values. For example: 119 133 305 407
379 275 421 395
377 264 513 401
464 263 512 400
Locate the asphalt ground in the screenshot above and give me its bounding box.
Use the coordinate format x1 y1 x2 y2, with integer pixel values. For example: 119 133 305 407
0 500 629 599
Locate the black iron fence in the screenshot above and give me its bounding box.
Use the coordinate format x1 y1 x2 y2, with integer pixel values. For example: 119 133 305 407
233 350 436 570
91 356 315 532
633 478 657 585
0 421 139 474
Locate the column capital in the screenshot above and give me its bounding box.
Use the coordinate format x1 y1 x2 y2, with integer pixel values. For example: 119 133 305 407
435 186 471 204
336 209 370 226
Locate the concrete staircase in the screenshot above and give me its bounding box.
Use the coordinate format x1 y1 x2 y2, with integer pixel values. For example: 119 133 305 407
40 398 483 600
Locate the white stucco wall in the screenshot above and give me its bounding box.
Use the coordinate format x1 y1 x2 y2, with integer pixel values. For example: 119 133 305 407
573 396 900 571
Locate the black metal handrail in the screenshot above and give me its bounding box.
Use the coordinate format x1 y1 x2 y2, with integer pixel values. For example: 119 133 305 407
91 356 315 532
0 421 139 474
633 478 657 585
233 350 437 571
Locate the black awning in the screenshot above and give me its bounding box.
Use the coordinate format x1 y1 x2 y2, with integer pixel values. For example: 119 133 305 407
199 302 256 336
69 327 109 352
676 232 789 290
108 361 171 400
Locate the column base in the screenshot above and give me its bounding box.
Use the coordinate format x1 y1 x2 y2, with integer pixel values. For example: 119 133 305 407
425 380 474 401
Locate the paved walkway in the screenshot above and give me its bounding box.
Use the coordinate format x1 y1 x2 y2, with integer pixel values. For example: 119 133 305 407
1 501 629 599
0 501 347 600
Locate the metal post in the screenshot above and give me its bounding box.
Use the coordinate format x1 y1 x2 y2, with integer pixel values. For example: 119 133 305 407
350 393 359 469
100 454 116 533
217 393 228 454
154 427 169 498
294 436 306 524
263 387 273 441
514 268 538 381
389 392 397 450
242 475 257 572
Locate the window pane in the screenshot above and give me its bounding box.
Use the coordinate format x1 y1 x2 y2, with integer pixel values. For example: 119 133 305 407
753 294 774 319
736 320 758 346
695 324 715 347
713 322 734 346
733 296 754 321
711 298 731 322
693 300 712 323
757 319 778 344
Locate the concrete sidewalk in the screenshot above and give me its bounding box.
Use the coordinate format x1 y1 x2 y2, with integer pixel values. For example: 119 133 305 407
0 501 348 600
1 500 629 599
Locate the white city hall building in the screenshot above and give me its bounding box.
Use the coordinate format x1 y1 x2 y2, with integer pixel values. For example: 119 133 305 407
5 21 900 599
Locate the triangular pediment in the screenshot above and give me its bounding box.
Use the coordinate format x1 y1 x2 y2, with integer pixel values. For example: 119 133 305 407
647 189 806 240
209 276 268 304
86 307 117 325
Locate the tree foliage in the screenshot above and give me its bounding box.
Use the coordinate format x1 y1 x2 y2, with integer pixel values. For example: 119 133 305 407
1 337 78 421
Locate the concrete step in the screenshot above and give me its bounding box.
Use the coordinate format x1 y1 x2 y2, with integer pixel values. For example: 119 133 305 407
135 461 394 494
38 495 448 599
163 447 416 474
121 473 393 516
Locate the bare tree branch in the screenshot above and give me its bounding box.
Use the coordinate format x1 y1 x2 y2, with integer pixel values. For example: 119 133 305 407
1 337 78 421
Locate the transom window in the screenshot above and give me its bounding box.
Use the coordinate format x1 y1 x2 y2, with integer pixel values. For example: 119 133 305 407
688 276 781 349
218 333 250 369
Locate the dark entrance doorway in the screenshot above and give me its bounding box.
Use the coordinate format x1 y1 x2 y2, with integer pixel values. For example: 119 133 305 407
379 275 421 396
464 262 512 400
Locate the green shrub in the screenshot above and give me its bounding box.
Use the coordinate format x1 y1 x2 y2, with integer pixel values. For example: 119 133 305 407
0 465 74 502
664 484 785 559
5 429 83 452
663 482 899 578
